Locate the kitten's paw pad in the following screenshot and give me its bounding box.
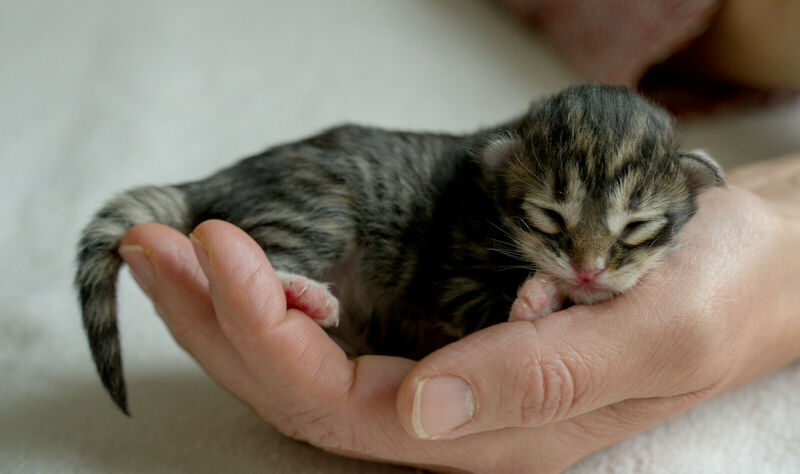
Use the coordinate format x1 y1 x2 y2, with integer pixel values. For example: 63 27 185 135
277 272 339 327
509 276 563 322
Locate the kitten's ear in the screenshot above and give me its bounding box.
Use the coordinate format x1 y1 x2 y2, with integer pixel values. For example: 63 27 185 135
679 149 726 192
481 133 523 171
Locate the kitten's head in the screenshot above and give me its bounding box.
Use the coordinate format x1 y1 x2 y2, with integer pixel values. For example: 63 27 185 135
483 84 725 304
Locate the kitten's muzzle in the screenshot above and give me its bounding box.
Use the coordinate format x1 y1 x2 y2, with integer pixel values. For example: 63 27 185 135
571 264 606 284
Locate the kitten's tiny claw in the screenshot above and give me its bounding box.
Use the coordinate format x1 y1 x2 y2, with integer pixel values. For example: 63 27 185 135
509 276 563 322
276 271 340 327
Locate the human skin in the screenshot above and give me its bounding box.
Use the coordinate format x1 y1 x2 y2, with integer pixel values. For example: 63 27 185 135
501 0 800 90
119 154 800 473
689 0 800 89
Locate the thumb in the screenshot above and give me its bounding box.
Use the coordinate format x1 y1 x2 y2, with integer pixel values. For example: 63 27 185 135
396 300 715 440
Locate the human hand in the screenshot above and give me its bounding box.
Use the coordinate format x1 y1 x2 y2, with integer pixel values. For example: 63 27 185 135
395 185 800 446
119 185 800 473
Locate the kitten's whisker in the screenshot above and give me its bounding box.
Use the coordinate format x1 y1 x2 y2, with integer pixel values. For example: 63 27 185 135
487 221 521 243
497 265 537 273
515 216 537 236
512 154 536 178
488 247 528 260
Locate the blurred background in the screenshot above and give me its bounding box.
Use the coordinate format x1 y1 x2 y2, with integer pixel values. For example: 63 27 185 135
1 1 798 472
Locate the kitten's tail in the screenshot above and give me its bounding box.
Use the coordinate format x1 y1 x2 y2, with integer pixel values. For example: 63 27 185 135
75 185 193 415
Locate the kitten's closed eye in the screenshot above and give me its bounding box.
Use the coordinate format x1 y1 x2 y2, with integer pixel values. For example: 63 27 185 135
621 217 667 246
527 207 565 234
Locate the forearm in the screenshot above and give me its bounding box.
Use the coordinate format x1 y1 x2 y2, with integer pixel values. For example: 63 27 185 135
724 153 800 387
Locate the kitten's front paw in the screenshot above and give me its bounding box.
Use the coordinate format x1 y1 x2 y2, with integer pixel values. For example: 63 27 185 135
277 272 339 327
509 275 564 322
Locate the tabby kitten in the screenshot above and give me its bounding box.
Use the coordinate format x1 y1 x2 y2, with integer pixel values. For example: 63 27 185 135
76 84 724 414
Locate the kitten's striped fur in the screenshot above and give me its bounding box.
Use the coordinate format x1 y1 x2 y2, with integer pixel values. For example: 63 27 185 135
76 84 724 414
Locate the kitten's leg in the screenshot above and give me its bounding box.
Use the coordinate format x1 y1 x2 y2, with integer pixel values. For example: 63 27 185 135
238 213 355 328
509 275 564 322
276 271 340 328
245 239 345 329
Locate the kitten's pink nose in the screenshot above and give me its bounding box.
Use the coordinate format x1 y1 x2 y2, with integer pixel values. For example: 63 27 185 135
571 264 606 284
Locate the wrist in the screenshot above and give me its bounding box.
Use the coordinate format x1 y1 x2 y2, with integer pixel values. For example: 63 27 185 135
732 196 800 388
727 153 800 222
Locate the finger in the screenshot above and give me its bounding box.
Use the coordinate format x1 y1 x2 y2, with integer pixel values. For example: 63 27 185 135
120 223 700 472
189 220 354 410
336 353 699 473
314 352 574 472
168 220 468 460
119 223 262 404
396 291 720 440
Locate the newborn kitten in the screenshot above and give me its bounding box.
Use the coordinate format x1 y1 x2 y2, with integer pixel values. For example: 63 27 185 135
76 84 724 414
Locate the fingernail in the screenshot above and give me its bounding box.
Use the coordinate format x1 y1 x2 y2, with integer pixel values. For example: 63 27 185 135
412 376 475 439
189 233 211 276
119 245 155 293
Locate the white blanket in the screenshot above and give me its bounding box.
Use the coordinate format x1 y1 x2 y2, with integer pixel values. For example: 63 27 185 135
2 1 799 472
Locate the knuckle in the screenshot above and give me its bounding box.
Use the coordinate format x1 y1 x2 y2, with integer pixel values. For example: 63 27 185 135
515 354 546 426
516 344 589 427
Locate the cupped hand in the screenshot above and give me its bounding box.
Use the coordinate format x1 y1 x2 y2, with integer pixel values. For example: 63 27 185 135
119 185 800 473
